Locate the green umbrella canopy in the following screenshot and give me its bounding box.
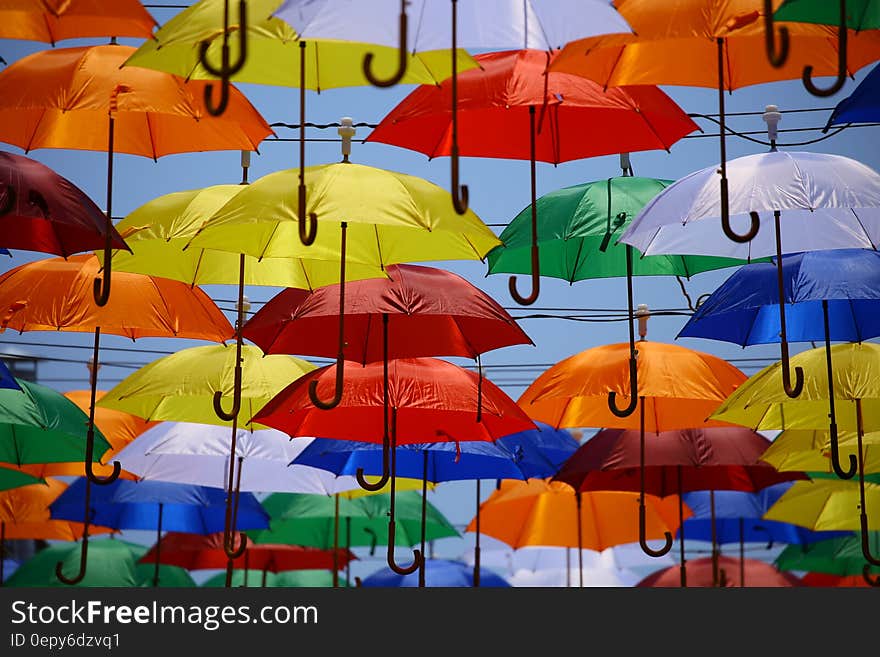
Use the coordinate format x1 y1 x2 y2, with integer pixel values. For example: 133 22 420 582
0 465 43 492
774 0 880 31
486 176 754 282
0 379 111 465
201 569 343 588
251 492 460 549
775 532 880 577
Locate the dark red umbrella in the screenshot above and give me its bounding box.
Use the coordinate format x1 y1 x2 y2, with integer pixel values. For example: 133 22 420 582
553 426 806 587
367 48 698 305
137 531 355 573
636 556 802 588
0 151 129 257
252 356 536 577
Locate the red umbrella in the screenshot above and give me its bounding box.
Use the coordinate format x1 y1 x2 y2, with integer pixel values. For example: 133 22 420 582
554 426 806 586
636 556 802 588
252 356 536 576
0 151 128 257
367 48 698 305
242 263 533 489
799 572 871 587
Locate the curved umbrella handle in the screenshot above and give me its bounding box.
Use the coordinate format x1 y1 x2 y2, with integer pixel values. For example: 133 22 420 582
450 151 469 215
386 520 423 575
762 0 790 68
639 501 674 558
862 566 880 587
0 184 14 215
297 40 318 246
779 350 805 398
213 372 242 422
828 423 857 480
356 466 390 492
93 232 113 307
720 193 760 244
224 531 248 560
308 358 344 410
362 1 408 88
198 0 248 116
608 356 639 418
855 398 880 567
86 458 121 485
802 0 848 98
822 300 856 479
297 188 318 246
508 265 540 306
55 539 88 586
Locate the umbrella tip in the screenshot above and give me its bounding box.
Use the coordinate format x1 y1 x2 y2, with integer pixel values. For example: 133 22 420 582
636 304 650 341
338 118 356 163
763 105 782 152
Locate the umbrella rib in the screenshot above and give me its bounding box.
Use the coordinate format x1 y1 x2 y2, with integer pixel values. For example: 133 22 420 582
23 108 49 154
146 112 158 162
568 237 586 285
850 209 877 251
848 298 863 343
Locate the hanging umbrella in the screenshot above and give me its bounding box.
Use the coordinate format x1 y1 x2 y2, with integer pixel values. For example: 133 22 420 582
678 248 880 479
201 569 342 587
0 0 156 43
242 262 533 488
825 62 880 129
760 428 880 475
368 48 698 305
799 572 872 587
0 152 128 258
0 360 18 391
517 339 747 557
548 0 880 235
360 559 510 588
636 555 801 587
775 532 880 586
0 43 272 307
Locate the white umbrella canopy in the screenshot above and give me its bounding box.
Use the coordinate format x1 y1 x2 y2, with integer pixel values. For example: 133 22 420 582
114 422 362 495
505 565 641 587
619 151 880 259
274 0 633 51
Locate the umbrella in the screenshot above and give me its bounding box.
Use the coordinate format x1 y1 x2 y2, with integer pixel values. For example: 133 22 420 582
360 559 510 588
0 0 156 43
775 532 880 586
678 248 880 479
760 428 880 475
242 262 533 487
711 343 880 567
0 468 39 495
771 0 880 96
201 569 342 587
0 43 272 307
800 572 872 587
368 48 698 305
825 62 880 129
254 357 533 575
548 0 880 231
636 555 801 587
0 360 18 391
0 151 128 258
553 426 805 585
517 339 747 556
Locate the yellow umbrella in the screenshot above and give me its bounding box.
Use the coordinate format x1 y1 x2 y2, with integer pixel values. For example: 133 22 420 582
761 429 880 474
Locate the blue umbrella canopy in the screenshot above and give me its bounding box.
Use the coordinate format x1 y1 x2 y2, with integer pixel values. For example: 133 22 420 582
0 360 19 391
678 249 880 346
290 423 580 483
360 559 510 588
48 478 270 534
826 63 880 129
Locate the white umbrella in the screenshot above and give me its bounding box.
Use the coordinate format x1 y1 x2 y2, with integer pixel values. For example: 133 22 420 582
506 566 641 587
114 422 362 495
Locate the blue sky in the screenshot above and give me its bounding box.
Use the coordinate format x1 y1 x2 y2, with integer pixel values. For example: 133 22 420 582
1 4 879 583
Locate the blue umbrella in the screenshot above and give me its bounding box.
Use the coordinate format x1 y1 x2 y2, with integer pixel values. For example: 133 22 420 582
678 248 880 479
0 249 8 256
0 361 19 391
291 422 579 587
359 559 510 588
49 478 270 586
825 63 880 130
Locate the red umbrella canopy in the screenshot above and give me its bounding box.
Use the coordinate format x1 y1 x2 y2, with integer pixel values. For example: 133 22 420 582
799 573 871 588
554 427 806 496
0 151 128 257
636 556 802 588
242 263 533 363
137 531 355 573
366 48 698 163
252 357 536 445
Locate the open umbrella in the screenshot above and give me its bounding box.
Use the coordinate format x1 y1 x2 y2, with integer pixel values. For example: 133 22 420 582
368 48 698 305
0 0 156 44
360 559 510 588
518 339 747 557
202 569 342 587
775 532 880 586
800 572 873 587
548 0 880 234
0 361 18 391
760 428 880 475
678 248 880 479
636 555 801 587
825 62 880 129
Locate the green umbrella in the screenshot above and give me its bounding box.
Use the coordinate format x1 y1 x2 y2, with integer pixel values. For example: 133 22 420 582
4 539 192 587
0 379 111 466
775 532 880 586
0 466 43 492
201 569 343 588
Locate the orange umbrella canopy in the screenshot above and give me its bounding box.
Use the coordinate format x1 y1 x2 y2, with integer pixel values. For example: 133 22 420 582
549 0 880 90
0 254 234 341
517 341 747 431
0 0 156 44
0 478 113 540
0 44 272 158
465 478 690 552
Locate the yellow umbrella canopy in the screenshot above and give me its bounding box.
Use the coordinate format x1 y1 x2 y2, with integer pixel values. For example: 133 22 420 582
761 429 880 475
764 478 880 532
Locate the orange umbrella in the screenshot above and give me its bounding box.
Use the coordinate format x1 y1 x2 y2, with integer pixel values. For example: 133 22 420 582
548 0 880 242
518 338 746 559
0 0 156 45
0 43 273 306
465 478 690 586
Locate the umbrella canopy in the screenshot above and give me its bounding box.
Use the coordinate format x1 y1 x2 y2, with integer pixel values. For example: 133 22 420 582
360 559 510 588
799 572 873 587
201 569 342 587
761 428 880 474
826 62 880 128
774 0 880 30
97 344 316 429
0 152 128 257
137 531 355 572
466 479 690 552
0 0 156 43
0 467 42 493
242 263 532 362
636 556 801 587
114 422 365 495
517 341 747 431
48 479 270 534
775 532 880 577
762 477 880 532
0 44 272 158
0 360 18 391
678 249 880 345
